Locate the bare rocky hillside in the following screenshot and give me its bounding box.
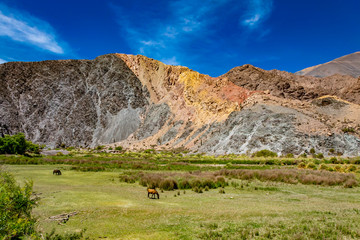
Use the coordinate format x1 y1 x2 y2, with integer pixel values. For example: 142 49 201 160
1 54 359 156
296 52 360 78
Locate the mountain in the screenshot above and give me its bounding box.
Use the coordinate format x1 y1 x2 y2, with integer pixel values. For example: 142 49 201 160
1 54 359 156
296 52 360 77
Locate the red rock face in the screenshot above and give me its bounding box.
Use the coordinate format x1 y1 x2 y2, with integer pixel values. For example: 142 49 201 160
224 64 360 105
219 80 258 105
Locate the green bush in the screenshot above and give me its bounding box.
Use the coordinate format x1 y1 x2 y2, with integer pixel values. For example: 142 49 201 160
96 145 105 151
284 153 294 158
44 228 85 240
305 162 317 170
310 148 316 155
342 127 355 133
0 169 37 239
193 186 202 193
0 133 41 155
347 165 357 172
319 164 328 171
252 150 277 158
115 146 123 151
330 157 338 164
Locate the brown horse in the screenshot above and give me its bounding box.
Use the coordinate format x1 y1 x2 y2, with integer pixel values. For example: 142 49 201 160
147 188 159 199
53 169 62 175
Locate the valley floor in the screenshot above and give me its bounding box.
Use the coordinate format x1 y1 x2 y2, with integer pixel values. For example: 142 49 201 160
4 164 360 239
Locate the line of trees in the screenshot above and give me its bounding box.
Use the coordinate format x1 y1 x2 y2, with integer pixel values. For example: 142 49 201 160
0 133 42 155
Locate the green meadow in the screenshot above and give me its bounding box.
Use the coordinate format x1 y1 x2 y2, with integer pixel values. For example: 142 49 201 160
3 152 360 239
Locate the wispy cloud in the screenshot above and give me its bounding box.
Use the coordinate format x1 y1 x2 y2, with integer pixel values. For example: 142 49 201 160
110 0 231 66
111 0 274 74
241 0 273 29
0 4 65 54
161 56 179 66
0 58 6 64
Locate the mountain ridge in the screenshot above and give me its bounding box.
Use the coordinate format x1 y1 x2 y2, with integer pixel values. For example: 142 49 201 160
1 53 359 156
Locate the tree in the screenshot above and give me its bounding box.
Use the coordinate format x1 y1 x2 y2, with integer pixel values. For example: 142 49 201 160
0 133 41 155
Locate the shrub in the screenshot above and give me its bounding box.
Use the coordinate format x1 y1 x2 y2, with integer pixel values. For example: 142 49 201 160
334 165 343 172
0 169 37 239
0 133 41 155
252 150 277 158
310 148 316 155
193 186 203 193
315 153 324 159
159 178 178 190
44 228 85 240
216 168 357 187
178 179 191 189
347 165 357 172
204 186 209 191
344 179 358 188
115 146 123 151
215 176 227 188
305 162 317 170
96 145 105 150
319 164 328 171
284 153 294 158
329 148 335 154
336 151 343 156
119 175 137 183
342 127 355 133
330 157 338 164
219 188 225 194
231 181 239 188
298 162 306 169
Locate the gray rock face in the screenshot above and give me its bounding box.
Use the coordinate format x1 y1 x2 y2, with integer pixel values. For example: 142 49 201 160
134 103 172 140
0 54 149 147
195 105 360 156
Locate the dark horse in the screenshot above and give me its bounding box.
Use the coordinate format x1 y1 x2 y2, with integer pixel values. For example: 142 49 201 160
53 169 62 175
147 188 159 199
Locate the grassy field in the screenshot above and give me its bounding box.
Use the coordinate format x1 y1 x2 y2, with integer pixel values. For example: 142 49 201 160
4 160 360 239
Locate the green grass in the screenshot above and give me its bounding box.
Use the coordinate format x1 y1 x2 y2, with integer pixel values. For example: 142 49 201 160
4 164 360 239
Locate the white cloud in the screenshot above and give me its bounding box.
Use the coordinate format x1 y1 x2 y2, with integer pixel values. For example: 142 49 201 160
241 0 273 29
0 5 64 54
161 56 179 66
0 58 6 64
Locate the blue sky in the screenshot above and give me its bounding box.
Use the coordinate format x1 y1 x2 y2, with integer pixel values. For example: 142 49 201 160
0 0 359 76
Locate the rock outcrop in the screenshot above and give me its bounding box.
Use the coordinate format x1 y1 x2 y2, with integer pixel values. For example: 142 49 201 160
1 53 359 156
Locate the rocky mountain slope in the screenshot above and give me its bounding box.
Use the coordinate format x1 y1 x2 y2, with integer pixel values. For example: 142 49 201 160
296 52 360 77
1 54 359 156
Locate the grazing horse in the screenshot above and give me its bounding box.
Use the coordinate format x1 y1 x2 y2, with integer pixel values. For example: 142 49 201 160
53 169 62 175
147 188 159 199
